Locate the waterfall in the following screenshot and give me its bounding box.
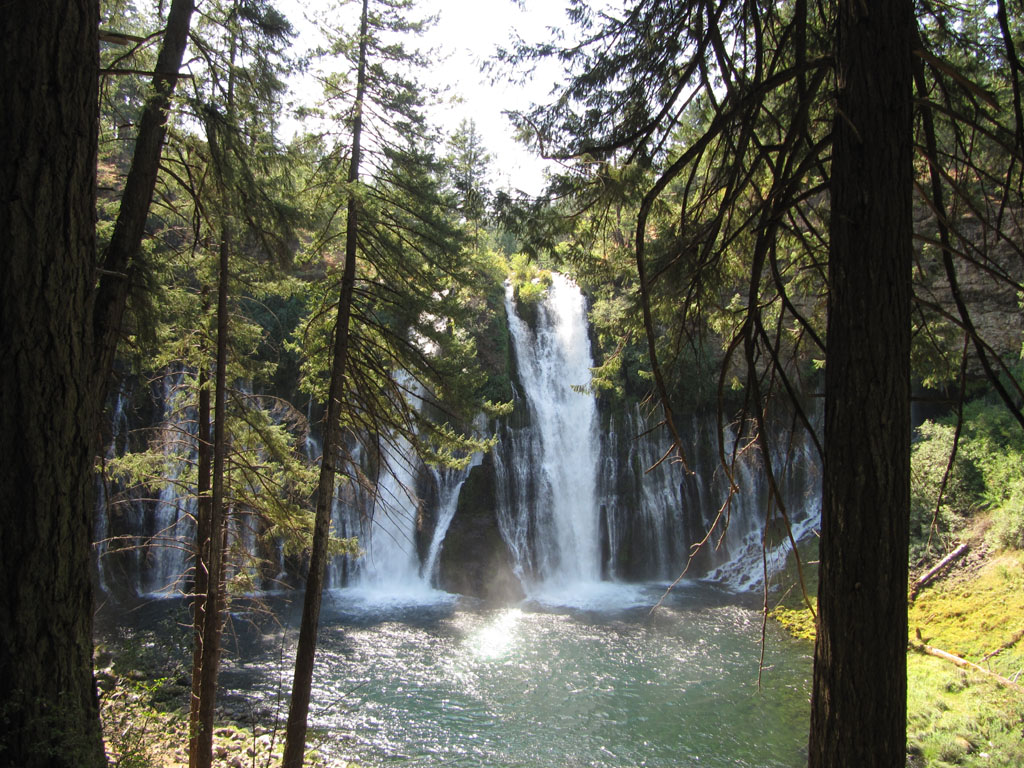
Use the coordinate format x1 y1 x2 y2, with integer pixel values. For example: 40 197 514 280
501 274 605 596
142 372 196 595
598 407 821 591
94 388 130 594
95 278 821 604
359 432 423 590
494 275 821 598
327 375 477 602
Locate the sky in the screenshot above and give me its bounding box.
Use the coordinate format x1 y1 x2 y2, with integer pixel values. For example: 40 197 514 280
279 0 575 196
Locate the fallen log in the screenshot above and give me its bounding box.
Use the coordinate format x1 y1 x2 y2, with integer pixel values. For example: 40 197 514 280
909 639 1023 691
981 628 1024 663
910 542 970 600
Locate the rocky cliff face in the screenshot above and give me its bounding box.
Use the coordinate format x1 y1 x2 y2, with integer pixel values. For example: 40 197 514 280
436 450 524 602
915 207 1024 374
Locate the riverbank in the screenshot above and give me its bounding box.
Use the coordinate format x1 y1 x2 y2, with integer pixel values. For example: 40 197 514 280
773 534 1024 768
95 623 343 768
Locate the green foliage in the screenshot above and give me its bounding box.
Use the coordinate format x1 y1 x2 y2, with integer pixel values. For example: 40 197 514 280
103 370 334 582
444 118 492 232
100 679 172 768
910 420 983 562
280 0 508 490
508 253 552 306
911 397 1024 558
957 401 1024 550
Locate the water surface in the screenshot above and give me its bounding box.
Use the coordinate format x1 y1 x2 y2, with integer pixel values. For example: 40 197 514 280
220 584 811 767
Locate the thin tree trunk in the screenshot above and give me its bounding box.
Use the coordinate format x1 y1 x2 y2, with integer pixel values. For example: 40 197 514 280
808 0 913 765
0 1 106 766
192 18 240 763
281 2 370 765
189 358 213 768
195 232 232 768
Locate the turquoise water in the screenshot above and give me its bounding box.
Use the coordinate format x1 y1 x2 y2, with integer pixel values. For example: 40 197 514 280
220 583 811 767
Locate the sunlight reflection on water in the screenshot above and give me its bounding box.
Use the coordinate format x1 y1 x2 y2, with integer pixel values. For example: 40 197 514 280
466 608 522 660
216 584 811 768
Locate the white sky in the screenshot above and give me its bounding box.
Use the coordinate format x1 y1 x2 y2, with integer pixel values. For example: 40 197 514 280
279 0 573 196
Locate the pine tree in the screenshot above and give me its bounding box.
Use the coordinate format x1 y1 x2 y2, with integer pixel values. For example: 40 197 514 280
445 118 493 247
282 1 496 762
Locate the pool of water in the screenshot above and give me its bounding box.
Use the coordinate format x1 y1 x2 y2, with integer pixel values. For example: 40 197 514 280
218 583 811 767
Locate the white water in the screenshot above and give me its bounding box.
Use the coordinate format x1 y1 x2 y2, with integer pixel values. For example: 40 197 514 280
360 432 423 590
329 377 479 605
143 372 196 596
503 275 604 601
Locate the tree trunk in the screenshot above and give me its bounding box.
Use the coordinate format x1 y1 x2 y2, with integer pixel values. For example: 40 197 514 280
281 3 369 765
808 0 914 765
193 233 232 768
189 360 213 768
91 0 195 409
909 542 969 599
0 2 107 766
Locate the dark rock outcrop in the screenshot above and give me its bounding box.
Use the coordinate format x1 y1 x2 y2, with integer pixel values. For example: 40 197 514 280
437 452 523 602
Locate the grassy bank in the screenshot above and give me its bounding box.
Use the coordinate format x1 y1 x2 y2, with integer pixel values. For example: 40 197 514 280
773 542 1024 768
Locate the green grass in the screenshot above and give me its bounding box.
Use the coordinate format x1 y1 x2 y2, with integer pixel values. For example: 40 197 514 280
772 548 1024 767
906 654 1024 767
906 551 1024 767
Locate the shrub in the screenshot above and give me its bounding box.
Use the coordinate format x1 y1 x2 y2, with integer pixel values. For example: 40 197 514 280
910 397 1024 558
910 421 982 561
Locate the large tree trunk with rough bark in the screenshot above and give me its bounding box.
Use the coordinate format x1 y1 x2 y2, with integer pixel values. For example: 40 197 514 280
808 0 914 765
0 2 107 766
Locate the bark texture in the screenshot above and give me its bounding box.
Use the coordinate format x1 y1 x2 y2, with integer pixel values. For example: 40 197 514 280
0 1 107 766
808 0 914 765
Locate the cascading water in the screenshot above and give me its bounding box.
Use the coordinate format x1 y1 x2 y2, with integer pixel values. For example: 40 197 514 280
501 274 607 598
495 274 821 599
423 454 482 581
359 432 424 591
326 377 480 602
595 404 822 591
96 278 820 604
94 388 131 595
142 372 197 595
